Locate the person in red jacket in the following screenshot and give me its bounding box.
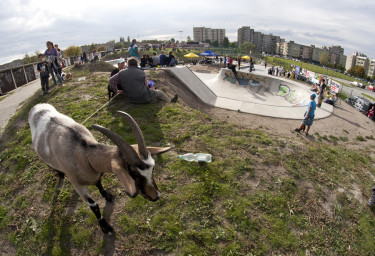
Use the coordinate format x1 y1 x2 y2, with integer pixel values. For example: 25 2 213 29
367 105 375 120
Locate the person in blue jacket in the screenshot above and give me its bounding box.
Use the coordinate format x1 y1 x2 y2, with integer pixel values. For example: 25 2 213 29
294 93 317 136
159 51 167 66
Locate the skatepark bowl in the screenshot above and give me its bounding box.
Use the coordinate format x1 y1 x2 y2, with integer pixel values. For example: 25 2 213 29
106 59 333 120
169 67 333 120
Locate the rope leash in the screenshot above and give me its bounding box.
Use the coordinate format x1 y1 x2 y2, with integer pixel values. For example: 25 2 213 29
82 94 119 125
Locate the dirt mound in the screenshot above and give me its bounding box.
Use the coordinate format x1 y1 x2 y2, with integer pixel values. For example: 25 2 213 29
71 61 114 73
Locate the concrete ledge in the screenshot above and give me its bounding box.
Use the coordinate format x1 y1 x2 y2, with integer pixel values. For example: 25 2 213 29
165 67 217 105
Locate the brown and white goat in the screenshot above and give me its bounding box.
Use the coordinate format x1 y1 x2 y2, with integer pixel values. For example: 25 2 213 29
28 103 170 234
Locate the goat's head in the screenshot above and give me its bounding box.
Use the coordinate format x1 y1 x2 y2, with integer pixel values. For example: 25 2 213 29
92 111 170 202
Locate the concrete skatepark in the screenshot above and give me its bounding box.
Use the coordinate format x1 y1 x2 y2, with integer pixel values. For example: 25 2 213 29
167 65 333 119
106 59 333 119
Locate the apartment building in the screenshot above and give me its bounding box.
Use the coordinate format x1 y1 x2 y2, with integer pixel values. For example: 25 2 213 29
237 26 283 54
346 52 369 71
311 47 326 63
237 26 252 45
301 45 313 60
345 52 375 77
368 59 375 77
193 27 226 44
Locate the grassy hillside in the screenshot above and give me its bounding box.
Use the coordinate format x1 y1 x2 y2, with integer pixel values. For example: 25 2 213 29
0 62 374 255
264 56 359 83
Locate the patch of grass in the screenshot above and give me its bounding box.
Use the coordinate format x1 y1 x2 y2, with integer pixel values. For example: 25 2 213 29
362 93 375 101
356 135 366 141
339 136 349 142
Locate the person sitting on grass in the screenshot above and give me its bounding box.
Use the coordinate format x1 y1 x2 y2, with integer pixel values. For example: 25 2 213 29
167 51 176 66
107 58 126 100
140 54 147 68
324 93 338 106
147 54 156 68
159 51 167 66
310 83 319 92
294 93 317 136
152 52 160 66
109 58 178 104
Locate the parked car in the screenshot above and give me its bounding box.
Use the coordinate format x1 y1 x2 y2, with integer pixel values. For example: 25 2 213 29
354 97 371 113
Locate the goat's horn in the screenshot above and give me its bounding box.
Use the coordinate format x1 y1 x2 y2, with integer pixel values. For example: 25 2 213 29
117 111 148 160
91 124 141 166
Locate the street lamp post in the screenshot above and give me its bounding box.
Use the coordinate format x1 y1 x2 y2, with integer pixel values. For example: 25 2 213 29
178 30 183 47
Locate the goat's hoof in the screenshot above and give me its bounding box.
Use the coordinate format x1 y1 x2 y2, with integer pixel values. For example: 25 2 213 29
99 218 114 235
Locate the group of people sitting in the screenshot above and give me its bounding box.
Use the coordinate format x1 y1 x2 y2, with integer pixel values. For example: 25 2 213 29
310 81 338 106
323 91 338 105
140 51 177 68
108 57 178 104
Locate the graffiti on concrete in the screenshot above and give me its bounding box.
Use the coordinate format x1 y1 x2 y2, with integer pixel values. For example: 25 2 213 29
277 84 307 106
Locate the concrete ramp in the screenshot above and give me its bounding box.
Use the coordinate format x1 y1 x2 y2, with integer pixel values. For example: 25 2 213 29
166 67 217 105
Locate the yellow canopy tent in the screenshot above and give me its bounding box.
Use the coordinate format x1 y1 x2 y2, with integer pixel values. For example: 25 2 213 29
184 52 199 58
241 55 251 60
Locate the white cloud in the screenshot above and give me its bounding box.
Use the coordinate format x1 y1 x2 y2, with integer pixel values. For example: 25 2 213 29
0 0 375 65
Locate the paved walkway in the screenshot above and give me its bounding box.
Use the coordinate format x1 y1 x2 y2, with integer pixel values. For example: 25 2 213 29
0 79 41 133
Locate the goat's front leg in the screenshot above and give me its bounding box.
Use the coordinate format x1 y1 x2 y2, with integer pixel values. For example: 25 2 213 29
86 196 114 234
96 179 113 202
71 182 114 234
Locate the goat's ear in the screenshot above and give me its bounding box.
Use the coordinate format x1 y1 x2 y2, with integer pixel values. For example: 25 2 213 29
131 145 172 155
111 160 137 198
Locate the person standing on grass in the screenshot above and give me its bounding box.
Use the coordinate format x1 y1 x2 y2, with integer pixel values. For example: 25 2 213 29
129 39 140 58
294 94 317 136
44 41 64 87
54 44 63 75
317 78 327 108
37 54 50 95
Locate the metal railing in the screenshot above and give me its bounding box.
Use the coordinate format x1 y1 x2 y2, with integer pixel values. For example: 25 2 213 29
0 51 110 95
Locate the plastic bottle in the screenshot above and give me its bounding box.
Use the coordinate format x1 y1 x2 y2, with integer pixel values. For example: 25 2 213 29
178 153 212 163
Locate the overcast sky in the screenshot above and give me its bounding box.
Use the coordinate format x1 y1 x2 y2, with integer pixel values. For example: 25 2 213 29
0 0 374 64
